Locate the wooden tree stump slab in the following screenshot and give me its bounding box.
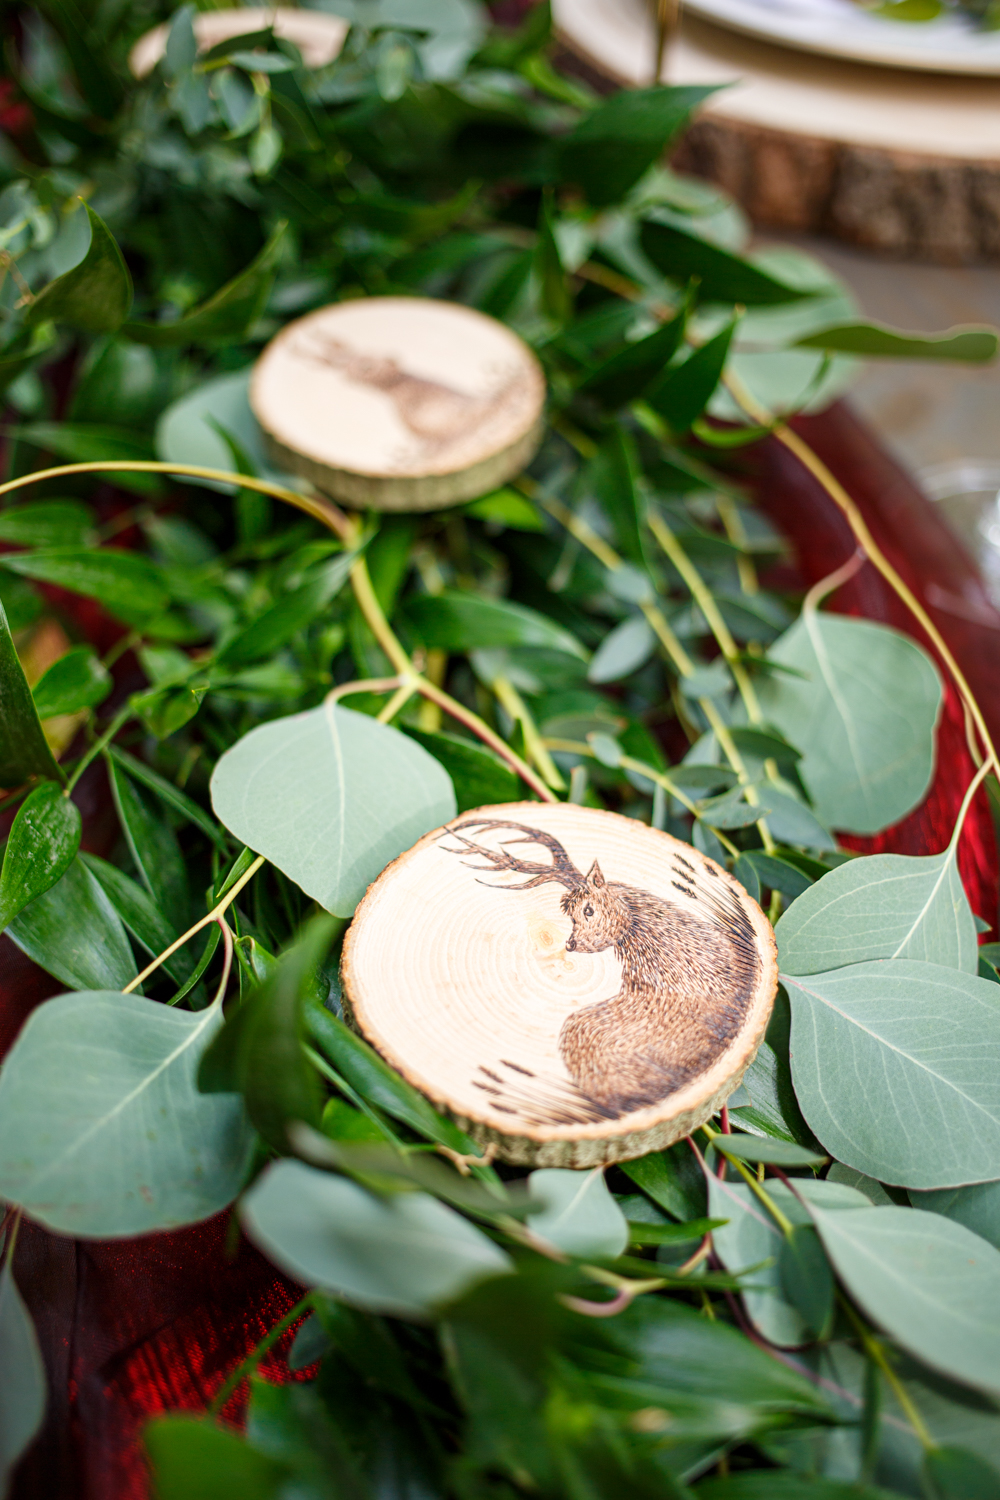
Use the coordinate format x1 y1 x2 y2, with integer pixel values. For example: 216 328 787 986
129 8 349 78
250 298 547 511
341 804 777 1167
554 0 1000 264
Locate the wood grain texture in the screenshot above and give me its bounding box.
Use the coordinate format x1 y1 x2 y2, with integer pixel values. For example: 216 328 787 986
554 0 1000 263
250 298 547 511
341 803 777 1166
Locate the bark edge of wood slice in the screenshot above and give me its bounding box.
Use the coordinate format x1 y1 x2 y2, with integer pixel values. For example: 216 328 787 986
341 803 778 1167
250 298 547 512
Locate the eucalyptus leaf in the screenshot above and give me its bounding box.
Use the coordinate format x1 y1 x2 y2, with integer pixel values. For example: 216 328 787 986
811 1204 1000 1399
709 1176 868 1346
712 1133 827 1167
0 1262 46 1497
777 848 977 977
0 991 254 1236
0 782 81 933
241 1159 512 1318
587 615 656 683
757 613 943 834
210 703 456 917
155 369 271 493
912 1180 1000 1251
784 960 1000 1188
6 857 137 992
0 598 62 787
25 203 132 334
31 647 112 718
526 1168 628 1259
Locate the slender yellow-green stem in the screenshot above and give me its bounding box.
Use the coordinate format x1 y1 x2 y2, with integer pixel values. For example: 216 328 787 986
492 675 566 791
208 1292 315 1417
702 1123 794 1234
839 1297 936 1451
123 854 266 994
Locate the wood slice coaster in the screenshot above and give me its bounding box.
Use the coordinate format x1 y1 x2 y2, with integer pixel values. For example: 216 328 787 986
250 298 547 511
341 803 777 1167
554 0 1000 264
129 8 348 78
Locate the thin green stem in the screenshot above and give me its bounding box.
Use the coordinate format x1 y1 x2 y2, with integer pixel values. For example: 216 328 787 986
839 1297 935 1451
492 675 566 791
703 1123 794 1233
123 855 266 994
65 704 133 795
208 1292 315 1417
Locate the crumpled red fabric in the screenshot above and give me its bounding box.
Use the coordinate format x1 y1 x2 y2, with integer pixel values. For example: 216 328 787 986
3 401 997 1499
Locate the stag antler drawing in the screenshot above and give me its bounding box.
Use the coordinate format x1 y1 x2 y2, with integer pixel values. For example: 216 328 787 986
443 819 586 892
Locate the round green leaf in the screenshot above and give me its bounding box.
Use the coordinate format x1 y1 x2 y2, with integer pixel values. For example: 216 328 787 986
0 1264 46 1496
785 960 1000 1189
0 992 254 1236
241 1159 511 1318
811 1204 1000 1399
757 614 943 835
210 703 457 917
525 1168 628 1259
777 849 977 978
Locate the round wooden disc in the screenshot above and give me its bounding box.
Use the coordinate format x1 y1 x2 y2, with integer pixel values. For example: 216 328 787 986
129 8 349 79
554 0 1000 263
341 803 777 1167
249 298 547 512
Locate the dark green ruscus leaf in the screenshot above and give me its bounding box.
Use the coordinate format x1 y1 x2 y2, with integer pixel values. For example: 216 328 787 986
0 598 62 788
25 204 133 334
0 782 81 933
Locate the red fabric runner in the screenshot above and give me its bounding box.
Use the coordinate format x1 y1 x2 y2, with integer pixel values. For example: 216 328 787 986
3 401 997 1499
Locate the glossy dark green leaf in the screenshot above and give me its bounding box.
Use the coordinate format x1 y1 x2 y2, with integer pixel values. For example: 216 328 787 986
0 550 169 627
31 647 111 719
107 761 190 935
587 426 646 564
699 1474 899 1498
106 745 227 848
620 1142 706 1221
25 204 132 334
145 1416 287 1500
734 851 812 902
37 0 123 118
640 220 811 305
464 488 544 531
0 501 93 548
218 553 353 667
0 1262 46 1496
646 321 736 432
303 993 483 1158
0 782 81 934
796 321 998 362
0 325 57 399
779 1223 835 1340
406 590 587 659
402 727 520 811
559 86 715 206
80 853 191 985
923 1444 1000 1499
0 598 62 787
124 222 287 347
534 190 571 323
577 308 687 407
199 915 331 1151
5 852 136 992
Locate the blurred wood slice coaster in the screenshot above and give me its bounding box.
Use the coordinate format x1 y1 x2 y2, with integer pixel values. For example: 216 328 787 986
129 8 349 78
249 298 547 511
341 802 777 1167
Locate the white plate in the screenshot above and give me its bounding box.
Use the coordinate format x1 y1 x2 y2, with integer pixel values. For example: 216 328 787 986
682 0 1000 74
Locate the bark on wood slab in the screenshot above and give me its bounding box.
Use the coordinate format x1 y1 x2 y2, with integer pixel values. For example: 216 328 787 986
130 7 349 78
250 298 547 511
341 803 778 1167
554 0 1000 263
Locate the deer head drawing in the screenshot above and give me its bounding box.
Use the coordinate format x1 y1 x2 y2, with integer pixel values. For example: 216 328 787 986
444 818 632 955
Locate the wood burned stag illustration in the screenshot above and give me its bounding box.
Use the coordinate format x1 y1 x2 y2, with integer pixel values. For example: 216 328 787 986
441 818 761 1126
